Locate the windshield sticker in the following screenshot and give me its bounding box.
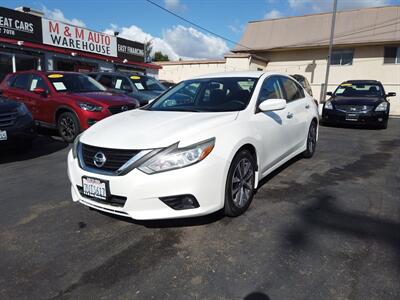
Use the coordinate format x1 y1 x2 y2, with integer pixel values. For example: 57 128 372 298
115 79 122 89
30 79 38 90
48 74 64 79
336 88 345 93
134 82 145 90
341 83 352 87
53 82 67 91
130 75 141 80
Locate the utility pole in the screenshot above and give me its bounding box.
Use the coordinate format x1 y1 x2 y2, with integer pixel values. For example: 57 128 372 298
322 0 338 103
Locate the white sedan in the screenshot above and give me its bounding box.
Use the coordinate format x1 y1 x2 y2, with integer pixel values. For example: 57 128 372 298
67 72 318 220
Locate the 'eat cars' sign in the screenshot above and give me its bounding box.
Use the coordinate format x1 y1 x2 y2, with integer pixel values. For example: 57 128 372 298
41 18 117 57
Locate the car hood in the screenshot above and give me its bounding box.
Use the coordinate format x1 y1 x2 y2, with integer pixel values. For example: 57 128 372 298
0 96 19 112
62 91 135 106
330 96 384 106
81 109 238 149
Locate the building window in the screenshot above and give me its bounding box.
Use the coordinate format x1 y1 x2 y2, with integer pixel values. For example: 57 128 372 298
384 46 399 64
331 49 354 66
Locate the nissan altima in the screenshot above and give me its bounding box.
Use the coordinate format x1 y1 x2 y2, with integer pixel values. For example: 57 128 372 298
67 72 319 220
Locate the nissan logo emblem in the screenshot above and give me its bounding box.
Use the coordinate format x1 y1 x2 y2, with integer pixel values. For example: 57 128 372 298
93 152 106 168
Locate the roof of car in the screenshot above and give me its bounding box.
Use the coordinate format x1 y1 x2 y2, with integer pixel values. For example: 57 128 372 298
12 70 85 76
193 71 279 79
88 71 146 76
344 80 381 84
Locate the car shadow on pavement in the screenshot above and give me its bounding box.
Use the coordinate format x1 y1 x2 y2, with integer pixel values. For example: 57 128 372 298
283 195 400 260
0 135 68 164
96 209 226 228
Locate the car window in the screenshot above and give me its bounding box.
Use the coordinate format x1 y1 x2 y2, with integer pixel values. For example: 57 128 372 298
98 75 113 88
279 77 304 102
12 74 31 90
258 76 284 103
29 75 49 92
114 76 133 92
334 83 384 97
148 77 257 112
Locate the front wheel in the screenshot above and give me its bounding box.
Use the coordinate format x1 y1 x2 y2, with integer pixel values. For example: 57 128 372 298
224 150 256 217
302 121 317 158
57 111 80 143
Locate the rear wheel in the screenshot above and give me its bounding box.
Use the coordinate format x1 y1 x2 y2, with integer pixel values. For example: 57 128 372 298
57 111 80 143
224 149 256 217
302 121 317 158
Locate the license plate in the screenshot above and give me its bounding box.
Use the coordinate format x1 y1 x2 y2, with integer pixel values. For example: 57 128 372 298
346 113 359 121
82 177 109 200
0 130 7 141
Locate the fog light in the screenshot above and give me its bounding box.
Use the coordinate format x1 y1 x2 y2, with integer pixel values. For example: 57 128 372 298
378 118 383 122
160 194 200 210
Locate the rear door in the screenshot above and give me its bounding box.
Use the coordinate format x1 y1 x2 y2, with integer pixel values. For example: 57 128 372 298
279 76 308 152
5 73 34 112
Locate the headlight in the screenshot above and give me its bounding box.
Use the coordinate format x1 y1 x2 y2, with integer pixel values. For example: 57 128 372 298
375 102 388 112
72 133 82 159
324 101 333 110
138 138 215 174
16 103 29 116
78 102 103 112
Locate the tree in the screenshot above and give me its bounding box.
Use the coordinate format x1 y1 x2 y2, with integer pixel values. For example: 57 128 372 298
144 39 153 63
153 51 170 62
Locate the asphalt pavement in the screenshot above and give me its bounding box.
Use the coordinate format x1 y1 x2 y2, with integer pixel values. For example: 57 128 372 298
0 120 399 300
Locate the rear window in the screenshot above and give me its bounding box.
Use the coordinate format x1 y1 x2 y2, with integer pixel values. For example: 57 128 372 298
12 74 31 90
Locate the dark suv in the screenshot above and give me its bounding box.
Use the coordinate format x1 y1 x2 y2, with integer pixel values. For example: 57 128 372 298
0 91 37 149
0 71 139 142
89 72 167 106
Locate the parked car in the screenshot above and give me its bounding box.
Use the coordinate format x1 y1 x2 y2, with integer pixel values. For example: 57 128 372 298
88 72 167 106
322 80 395 129
67 71 319 220
159 80 176 89
291 74 313 96
0 71 139 142
0 90 37 149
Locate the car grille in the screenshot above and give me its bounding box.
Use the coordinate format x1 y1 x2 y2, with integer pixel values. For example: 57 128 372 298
335 105 373 112
80 143 140 172
77 186 127 207
0 111 18 128
108 104 136 115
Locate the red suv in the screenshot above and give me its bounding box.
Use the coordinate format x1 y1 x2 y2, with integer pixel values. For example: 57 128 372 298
0 71 139 142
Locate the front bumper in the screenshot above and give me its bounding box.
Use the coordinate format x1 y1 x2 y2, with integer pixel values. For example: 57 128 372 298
321 109 388 126
67 150 227 220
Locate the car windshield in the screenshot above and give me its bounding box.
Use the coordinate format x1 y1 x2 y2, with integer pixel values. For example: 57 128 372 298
334 83 383 97
146 77 258 112
48 73 106 93
129 75 166 92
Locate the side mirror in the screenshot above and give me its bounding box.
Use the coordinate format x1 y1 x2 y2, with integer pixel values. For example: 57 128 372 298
33 87 47 96
386 92 396 97
326 92 333 96
258 99 287 112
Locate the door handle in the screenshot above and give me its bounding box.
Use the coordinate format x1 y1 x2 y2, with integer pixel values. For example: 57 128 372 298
305 104 310 109
287 112 293 119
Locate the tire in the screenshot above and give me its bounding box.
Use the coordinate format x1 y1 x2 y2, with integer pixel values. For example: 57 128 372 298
302 121 318 158
379 120 388 130
57 111 80 143
224 149 256 217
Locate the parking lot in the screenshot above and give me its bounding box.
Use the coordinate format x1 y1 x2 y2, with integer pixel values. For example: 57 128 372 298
0 120 399 299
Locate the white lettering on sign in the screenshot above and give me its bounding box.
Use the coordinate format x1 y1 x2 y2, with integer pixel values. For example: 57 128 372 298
0 16 34 33
41 19 117 57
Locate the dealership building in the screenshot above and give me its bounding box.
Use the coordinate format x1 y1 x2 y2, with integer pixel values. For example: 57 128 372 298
0 6 161 82
157 5 400 115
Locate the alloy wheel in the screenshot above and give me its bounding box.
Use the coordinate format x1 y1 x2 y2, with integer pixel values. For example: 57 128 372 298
231 158 255 208
308 123 317 154
60 116 76 140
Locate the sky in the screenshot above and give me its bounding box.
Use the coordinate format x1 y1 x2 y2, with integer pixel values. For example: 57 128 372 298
2 0 399 60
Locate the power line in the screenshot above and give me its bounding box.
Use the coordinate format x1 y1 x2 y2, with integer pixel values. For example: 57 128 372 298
145 0 252 51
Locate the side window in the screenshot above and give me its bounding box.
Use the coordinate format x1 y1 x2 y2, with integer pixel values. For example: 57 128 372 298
258 76 284 103
279 77 304 102
29 75 49 92
98 75 113 88
114 76 133 92
12 74 31 90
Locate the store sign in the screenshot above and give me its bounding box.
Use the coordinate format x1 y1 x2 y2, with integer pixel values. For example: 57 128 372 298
0 7 42 43
117 37 144 62
41 18 117 57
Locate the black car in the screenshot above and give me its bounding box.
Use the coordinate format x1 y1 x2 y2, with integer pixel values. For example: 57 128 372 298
322 80 396 129
89 72 167 106
0 91 37 149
